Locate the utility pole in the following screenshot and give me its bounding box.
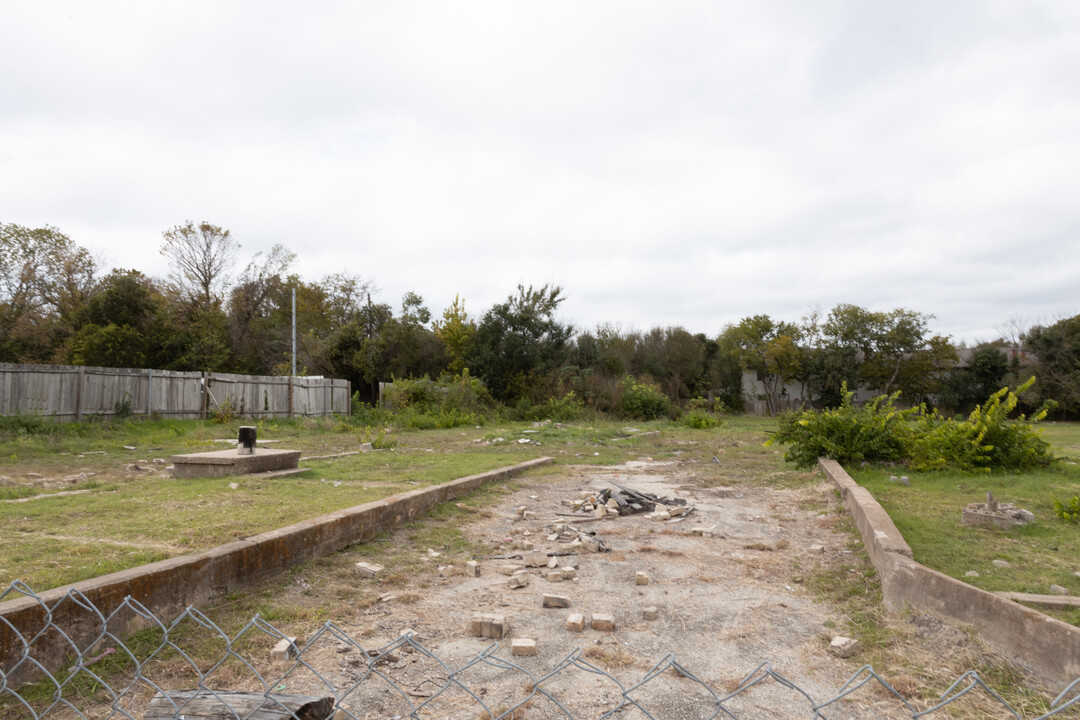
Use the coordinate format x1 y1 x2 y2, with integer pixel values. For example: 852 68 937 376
291 287 297 377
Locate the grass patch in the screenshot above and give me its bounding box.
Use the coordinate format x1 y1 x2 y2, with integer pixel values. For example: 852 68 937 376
847 422 1080 624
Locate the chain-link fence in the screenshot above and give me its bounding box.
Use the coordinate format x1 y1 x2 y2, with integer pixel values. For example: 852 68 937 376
1 581 1078 719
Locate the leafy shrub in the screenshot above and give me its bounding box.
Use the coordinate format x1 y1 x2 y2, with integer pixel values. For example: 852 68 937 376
113 391 133 420
0 413 56 437
769 379 1055 473
212 398 237 424
512 391 589 422
377 372 494 429
1053 495 1080 523
617 377 672 420
682 409 720 429
770 385 916 469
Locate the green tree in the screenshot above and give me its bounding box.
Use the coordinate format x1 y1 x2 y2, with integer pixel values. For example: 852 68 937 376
466 284 573 402
227 244 296 374
66 269 165 367
0 223 97 362
1025 314 1080 418
938 345 1009 414
433 295 476 376
726 314 801 415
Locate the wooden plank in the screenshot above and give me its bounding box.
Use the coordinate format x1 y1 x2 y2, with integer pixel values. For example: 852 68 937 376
143 690 334 720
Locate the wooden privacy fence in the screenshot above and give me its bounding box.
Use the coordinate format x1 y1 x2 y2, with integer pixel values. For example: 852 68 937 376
0 363 350 421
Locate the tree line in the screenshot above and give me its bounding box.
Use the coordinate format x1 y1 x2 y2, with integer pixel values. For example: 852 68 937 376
2 221 1077 417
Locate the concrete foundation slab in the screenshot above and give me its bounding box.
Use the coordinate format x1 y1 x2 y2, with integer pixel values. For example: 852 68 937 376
170 448 302 478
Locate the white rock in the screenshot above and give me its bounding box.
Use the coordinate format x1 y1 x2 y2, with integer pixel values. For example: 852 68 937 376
828 636 860 658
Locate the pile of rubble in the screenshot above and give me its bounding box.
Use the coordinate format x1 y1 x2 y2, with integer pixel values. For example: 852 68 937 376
558 483 694 521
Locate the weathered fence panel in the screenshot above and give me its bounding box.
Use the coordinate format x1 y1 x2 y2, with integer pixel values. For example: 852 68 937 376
0 363 349 421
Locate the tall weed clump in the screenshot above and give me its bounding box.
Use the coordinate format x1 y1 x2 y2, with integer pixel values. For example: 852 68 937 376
770 379 1054 473
380 371 496 429
616 377 672 420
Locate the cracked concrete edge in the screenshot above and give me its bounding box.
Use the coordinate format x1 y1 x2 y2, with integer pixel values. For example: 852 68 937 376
0 456 554 683
819 457 1080 686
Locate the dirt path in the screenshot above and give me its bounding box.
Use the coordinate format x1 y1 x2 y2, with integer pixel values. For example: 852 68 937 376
274 459 966 719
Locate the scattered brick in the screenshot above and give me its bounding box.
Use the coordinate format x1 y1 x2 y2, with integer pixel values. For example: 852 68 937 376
465 560 480 577
471 613 509 639
270 637 298 664
507 573 530 589
560 566 577 580
642 606 658 621
354 561 384 578
524 551 549 567
828 636 860 658
590 613 616 631
543 594 571 608
635 571 650 586
511 638 538 656
565 613 585 632
499 564 525 575
547 571 564 582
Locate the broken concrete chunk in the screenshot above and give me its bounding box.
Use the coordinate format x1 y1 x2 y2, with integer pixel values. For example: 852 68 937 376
499 564 525 575
828 636 860 658
565 613 585 632
547 571 564 582
471 613 508 639
507 573 530 589
642 606 658 621
523 510 536 520
635 571 650 586
270 637 299 664
590 613 616 631
427 548 441 559
580 536 601 553
807 545 825 555
560 566 577 580
524 551 549 567
542 594 571 608
1050 585 1070 596
465 560 480 577
511 638 538 656
354 561 385 578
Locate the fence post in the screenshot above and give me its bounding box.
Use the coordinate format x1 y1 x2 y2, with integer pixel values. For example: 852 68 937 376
147 368 153 416
288 376 294 419
75 366 85 422
201 372 208 420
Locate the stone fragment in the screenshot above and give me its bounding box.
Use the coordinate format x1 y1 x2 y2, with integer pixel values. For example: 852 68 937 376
471 613 508 638
465 560 480 577
507 573 530 589
991 559 1010 568
547 571 564 582
565 613 585 632
807 545 825 555
354 561 385 578
590 613 616 631
499 564 525 575
547 556 559 568
516 506 527 516
1050 585 1070 596
524 551 549 567
377 593 396 603
642 606 658 621
523 511 536 520
580 536 601 553
560 566 577 580
635 571 650 586
427 548 441 559
270 637 299 664
828 636 860 658
690 526 716 536
965 570 979 578
511 638 538 656
543 594 571 608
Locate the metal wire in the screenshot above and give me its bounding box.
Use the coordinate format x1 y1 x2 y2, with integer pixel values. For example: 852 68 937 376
2 581 1078 719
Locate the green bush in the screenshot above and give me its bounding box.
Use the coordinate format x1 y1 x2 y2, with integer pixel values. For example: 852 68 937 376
769 379 1055 473
682 409 720 429
376 372 494 429
1053 495 1080 523
617 377 672 420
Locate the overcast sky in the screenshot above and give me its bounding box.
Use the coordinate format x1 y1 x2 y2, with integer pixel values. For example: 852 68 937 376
3 1 1078 344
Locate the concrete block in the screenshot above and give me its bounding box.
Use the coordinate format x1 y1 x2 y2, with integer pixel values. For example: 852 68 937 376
511 638 538 656
547 556 559 568
271 637 299 664
807 545 825 555
516 506 527 516
471 613 508 639
828 636 860 658
465 560 480 577
565 613 585 632
560 566 577 580
635 571 650 586
507 573 530 589
543 594 571 608
590 613 616 631
524 551 549 567
499 564 525 575
642 606 658 621
1050 585 1070 596
547 571 564 582
580 536 601 553
523 510 536 520
354 561 385 578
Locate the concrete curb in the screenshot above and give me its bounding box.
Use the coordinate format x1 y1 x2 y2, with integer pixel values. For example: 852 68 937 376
0 457 554 683
819 458 1080 685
